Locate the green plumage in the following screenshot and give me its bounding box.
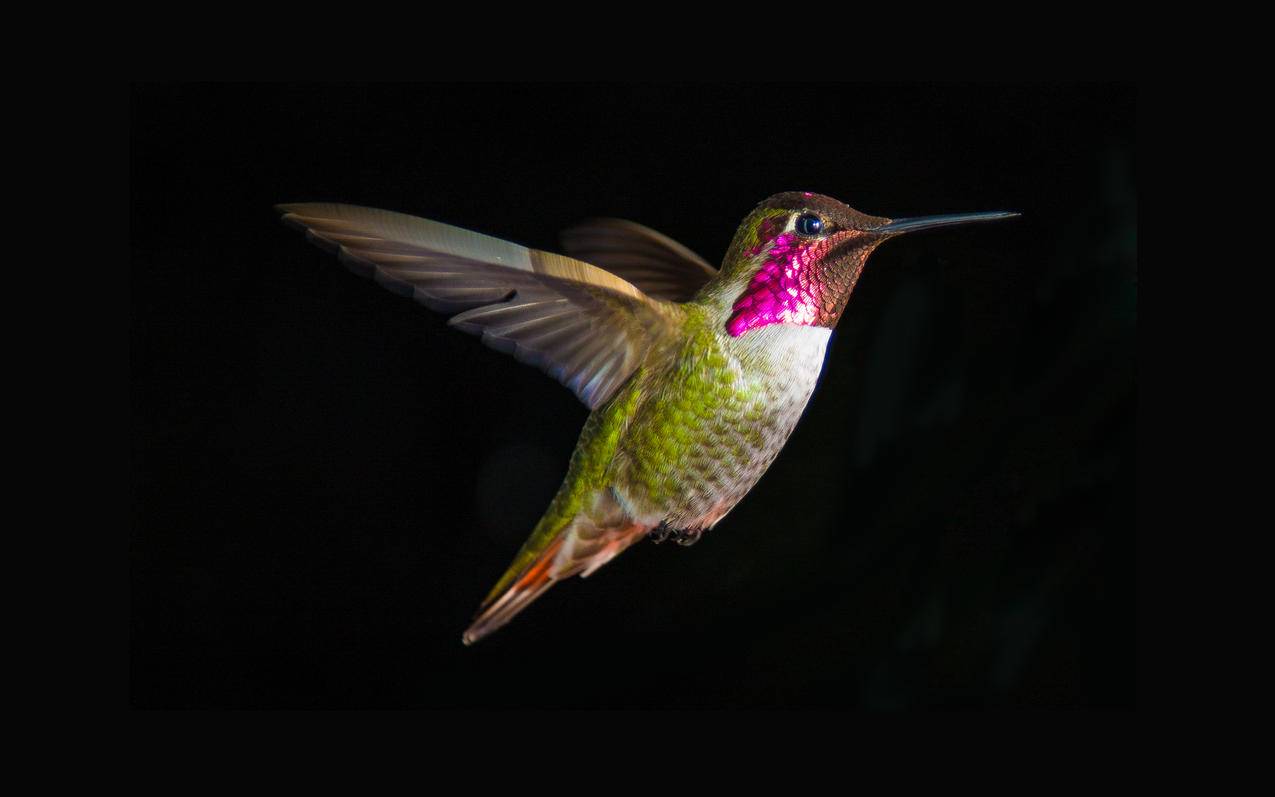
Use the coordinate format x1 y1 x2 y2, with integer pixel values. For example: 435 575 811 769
483 296 833 607
482 371 645 604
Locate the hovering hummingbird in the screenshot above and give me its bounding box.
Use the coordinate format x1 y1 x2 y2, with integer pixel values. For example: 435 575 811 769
277 193 1016 644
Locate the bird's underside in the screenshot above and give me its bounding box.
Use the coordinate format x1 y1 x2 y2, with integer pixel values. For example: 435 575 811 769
276 202 825 645
460 312 831 645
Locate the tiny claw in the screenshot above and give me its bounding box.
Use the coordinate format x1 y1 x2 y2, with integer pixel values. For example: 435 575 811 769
674 529 703 547
649 524 703 546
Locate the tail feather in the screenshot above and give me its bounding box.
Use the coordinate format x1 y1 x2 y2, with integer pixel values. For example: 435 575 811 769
462 521 648 645
462 539 564 646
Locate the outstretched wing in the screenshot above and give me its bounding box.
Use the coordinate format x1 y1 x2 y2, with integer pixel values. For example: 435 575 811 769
277 203 682 410
560 218 717 303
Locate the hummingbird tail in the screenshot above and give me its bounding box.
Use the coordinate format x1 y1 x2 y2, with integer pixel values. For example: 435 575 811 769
462 518 649 646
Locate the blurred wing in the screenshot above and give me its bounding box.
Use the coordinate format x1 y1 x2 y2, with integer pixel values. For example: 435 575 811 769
560 218 717 302
277 203 681 410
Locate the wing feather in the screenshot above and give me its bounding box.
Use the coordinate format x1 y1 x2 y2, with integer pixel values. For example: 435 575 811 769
277 203 682 409
560 217 718 302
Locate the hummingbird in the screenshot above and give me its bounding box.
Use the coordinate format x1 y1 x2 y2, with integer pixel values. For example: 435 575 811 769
276 192 1016 645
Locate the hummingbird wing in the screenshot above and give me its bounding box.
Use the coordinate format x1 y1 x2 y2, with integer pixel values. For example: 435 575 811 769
277 203 682 410
560 218 717 303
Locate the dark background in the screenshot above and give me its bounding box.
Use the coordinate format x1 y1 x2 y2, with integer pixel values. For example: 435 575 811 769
131 84 1135 708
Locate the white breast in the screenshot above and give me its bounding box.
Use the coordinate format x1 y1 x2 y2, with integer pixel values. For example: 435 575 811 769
730 323 832 398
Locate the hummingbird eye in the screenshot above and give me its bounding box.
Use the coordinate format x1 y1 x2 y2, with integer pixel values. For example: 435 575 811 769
795 213 824 237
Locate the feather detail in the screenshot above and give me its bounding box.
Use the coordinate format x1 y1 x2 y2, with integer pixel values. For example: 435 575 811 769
462 520 648 646
277 203 683 410
560 218 718 302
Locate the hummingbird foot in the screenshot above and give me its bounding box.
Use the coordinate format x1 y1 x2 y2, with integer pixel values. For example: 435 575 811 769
673 529 703 546
649 523 703 547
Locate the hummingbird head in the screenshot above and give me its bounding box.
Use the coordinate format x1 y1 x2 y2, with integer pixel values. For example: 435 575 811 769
718 192 1017 337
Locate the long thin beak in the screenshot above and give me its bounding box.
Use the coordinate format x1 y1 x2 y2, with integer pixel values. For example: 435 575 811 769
876 211 1020 236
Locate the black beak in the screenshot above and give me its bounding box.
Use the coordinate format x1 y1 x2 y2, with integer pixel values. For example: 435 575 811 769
876 211 1020 236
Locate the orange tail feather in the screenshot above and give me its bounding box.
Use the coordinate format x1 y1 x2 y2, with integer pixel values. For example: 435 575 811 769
462 523 647 645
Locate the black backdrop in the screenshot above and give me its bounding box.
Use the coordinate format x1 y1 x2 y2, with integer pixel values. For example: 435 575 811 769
131 84 1135 708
